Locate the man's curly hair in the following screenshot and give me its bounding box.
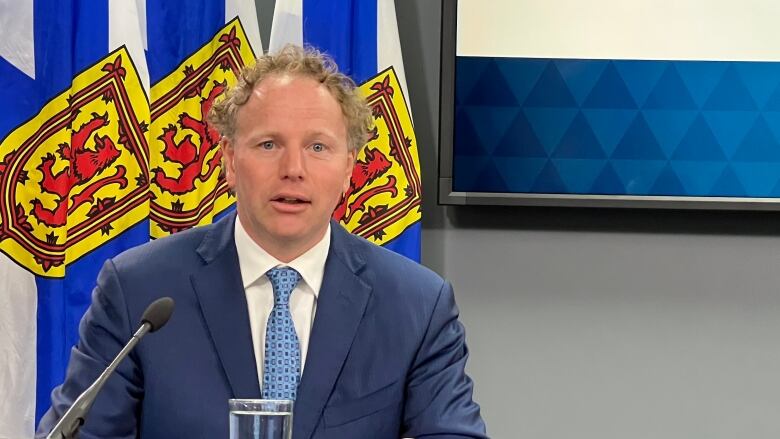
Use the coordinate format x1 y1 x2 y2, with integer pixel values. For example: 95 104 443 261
208 45 373 152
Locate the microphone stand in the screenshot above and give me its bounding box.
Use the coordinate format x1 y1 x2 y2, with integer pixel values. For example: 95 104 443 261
46 322 152 439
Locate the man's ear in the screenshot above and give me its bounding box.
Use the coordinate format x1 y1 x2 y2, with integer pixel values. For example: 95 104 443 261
343 148 357 193
220 137 236 188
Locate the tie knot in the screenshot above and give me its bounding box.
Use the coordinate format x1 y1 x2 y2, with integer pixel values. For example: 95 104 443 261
266 267 301 305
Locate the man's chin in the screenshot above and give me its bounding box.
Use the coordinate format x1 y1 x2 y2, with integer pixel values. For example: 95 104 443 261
265 223 327 246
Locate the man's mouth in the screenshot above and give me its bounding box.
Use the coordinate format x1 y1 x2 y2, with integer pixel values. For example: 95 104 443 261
272 196 309 204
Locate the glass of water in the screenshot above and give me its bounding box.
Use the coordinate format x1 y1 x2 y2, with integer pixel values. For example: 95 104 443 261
229 399 293 439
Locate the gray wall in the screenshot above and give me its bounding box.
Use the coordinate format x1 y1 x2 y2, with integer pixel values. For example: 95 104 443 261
259 1 780 437
398 2 780 438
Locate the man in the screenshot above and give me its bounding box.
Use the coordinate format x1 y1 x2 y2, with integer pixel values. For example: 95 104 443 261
37 45 487 438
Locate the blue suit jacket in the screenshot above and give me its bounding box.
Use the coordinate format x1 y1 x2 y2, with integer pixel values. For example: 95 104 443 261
37 212 487 438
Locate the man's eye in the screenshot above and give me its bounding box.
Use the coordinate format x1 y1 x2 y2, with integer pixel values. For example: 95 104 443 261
311 143 325 152
261 141 274 150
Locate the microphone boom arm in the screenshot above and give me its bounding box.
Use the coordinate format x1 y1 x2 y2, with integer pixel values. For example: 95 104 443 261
46 322 151 439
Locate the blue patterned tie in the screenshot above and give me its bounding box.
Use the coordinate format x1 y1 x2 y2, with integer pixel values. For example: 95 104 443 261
263 267 302 400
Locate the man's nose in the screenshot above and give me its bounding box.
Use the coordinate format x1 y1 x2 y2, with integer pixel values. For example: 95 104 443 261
280 146 305 179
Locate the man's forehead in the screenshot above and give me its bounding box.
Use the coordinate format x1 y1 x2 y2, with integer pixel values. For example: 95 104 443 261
251 73 329 99
231 73 347 141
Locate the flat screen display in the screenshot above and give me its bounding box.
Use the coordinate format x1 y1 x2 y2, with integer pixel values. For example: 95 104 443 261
439 0 780 209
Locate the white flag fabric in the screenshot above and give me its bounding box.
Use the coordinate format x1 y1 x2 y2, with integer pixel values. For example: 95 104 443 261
0 257 37 438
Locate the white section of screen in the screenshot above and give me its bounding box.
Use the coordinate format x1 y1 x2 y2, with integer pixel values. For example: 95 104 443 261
457 0 780 61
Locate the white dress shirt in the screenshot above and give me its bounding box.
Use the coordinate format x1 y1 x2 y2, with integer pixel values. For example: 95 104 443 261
233 216 330 390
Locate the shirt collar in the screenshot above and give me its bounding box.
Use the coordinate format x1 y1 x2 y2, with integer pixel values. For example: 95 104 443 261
234 215 330 296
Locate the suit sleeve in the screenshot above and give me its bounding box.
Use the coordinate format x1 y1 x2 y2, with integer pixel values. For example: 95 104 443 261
35 259 143 439
402 281 488 438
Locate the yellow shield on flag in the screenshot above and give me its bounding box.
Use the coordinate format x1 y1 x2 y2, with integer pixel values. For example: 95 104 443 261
149 18 257 238
334 67 422 244
0 47 150 277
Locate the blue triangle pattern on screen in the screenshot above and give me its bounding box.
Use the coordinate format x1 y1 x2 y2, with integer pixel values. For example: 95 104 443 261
453 56 780 197
582 62 637 109
554 59 607 106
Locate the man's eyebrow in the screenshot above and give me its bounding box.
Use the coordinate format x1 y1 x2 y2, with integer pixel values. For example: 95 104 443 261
305 130 338 139
241 129 340 142
244 130 277 140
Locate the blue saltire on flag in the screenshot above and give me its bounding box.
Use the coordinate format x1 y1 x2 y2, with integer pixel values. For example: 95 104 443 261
270 0 423 262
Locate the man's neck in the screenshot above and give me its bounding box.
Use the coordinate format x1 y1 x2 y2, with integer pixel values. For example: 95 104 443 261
237 217 328 263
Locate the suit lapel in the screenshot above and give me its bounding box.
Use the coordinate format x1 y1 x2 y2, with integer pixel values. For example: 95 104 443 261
191 212 262 399
293 223 372 439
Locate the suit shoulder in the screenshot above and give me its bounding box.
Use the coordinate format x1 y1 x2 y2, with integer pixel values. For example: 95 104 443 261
347 232 446 293
110 223 210 274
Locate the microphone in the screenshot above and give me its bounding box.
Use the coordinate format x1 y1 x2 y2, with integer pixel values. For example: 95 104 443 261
46 297 175 439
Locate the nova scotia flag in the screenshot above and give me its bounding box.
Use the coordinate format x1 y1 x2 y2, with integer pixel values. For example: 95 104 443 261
0 1 261 437
0 2 148 436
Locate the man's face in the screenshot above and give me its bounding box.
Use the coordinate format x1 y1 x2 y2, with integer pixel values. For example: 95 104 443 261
221 74 356 261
